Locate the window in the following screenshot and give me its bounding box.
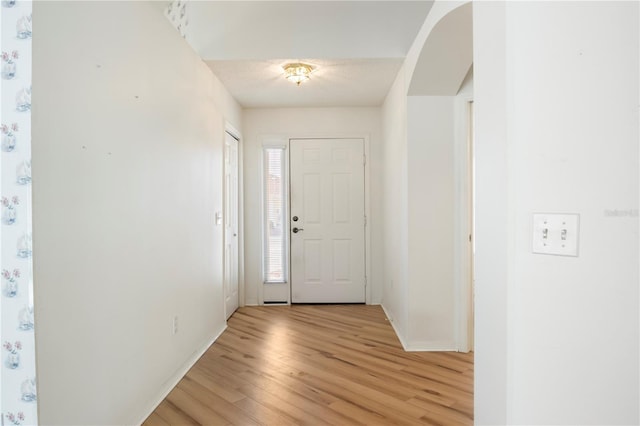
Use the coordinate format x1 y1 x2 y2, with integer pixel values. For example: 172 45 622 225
263 147 287 283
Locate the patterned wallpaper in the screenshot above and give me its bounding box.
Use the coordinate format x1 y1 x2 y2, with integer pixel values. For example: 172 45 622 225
1 1 37 425
165 0 189 38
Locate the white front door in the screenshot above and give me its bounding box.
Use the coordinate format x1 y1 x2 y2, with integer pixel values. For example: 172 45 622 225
224 133 239 318
290 138 366 303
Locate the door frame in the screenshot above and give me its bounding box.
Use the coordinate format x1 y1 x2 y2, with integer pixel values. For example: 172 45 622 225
258 134 372 305
224 122 244 318
454 96 474 352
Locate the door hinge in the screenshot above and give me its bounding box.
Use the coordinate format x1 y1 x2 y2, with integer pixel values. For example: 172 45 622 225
364 215 367 226
363 154 366 166
364 276 367 288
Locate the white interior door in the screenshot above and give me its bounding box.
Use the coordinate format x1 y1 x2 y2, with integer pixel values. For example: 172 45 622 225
224 133 239 319
290 138 365 303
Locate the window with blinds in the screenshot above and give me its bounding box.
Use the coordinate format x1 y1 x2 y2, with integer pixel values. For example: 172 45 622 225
263 147 287 283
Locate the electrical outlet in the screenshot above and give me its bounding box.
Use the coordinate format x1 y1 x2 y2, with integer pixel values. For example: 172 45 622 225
172 316 178 335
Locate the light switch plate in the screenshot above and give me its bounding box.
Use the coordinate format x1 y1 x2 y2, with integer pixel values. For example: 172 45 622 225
532 213 580 257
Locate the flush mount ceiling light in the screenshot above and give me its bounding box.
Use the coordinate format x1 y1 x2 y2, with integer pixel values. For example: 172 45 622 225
283 63 313 86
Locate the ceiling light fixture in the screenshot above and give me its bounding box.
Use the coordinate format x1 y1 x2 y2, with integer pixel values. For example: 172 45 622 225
283 63 313 86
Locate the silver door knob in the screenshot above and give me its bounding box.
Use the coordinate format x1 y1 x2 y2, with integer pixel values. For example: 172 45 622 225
292 227 304 233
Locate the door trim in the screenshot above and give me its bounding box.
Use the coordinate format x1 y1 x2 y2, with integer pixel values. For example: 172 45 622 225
258 134 372 305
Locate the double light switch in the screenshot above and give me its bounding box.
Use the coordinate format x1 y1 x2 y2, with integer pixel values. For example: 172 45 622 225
532 213 580 257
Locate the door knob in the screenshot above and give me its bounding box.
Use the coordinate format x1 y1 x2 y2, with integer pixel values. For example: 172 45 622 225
292 227 304 233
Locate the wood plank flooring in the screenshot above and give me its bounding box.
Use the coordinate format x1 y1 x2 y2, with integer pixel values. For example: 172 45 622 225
143 305 473 425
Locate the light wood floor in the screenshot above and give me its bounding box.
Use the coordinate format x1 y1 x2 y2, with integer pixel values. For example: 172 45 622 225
143 305 474 425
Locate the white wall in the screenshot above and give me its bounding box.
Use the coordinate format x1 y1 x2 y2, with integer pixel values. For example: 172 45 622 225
380 72 410 340
31 2 241 424
380 1 471 351
406 96 455 349
242 108 383 305
474 1 639 424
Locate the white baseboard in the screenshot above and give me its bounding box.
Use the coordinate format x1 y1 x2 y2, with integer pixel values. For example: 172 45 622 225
380 304 457 352
381 303 410 351
404 340 457 352
133 325 227 425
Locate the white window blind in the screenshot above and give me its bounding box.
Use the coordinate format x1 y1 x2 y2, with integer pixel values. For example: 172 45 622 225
264 147 287 283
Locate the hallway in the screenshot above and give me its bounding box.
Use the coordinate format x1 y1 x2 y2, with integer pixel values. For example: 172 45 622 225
23 2 638 424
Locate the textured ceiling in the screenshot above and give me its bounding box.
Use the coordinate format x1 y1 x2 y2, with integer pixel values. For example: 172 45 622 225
164 1 435 107
206 58 404 108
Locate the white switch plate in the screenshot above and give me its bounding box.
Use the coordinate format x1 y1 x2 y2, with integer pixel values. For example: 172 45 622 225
532 213 580 257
